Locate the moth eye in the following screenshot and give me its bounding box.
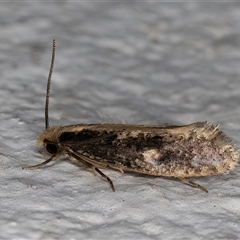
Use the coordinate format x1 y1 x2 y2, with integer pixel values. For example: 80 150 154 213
46 143 58 154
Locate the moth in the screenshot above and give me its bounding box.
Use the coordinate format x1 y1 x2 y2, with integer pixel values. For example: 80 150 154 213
23 39 240 193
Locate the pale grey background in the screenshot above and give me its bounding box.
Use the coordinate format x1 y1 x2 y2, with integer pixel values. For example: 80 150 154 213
0 2 240 239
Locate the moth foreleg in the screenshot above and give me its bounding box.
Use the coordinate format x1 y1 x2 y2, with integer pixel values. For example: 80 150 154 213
94 167 115 192
177 177 208 193
23 154 58 170
38 149 51 157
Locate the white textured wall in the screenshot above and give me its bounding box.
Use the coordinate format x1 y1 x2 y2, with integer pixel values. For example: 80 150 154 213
0 2 240 239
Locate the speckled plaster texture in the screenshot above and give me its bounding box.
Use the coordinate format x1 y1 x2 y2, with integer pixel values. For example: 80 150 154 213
0 2 240 239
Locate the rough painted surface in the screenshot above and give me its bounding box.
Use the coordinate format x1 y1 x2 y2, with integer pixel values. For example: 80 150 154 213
0 2 240 239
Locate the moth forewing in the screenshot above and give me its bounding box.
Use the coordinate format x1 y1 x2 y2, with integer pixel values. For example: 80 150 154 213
23 40 240 193
31 121 240 193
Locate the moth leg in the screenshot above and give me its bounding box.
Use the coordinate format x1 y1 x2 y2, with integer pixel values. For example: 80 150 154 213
65 148 115 191
91 167 97 176
38 149 51 157
177 177 208 193
94 167 115 192
66 153 92 168
65 147 108 169
109 165 124 174
23 154 58 170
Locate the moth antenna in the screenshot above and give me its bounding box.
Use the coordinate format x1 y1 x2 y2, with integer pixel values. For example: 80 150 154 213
45 39 56 129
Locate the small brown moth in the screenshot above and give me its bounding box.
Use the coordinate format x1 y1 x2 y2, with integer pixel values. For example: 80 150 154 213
23 39 240 193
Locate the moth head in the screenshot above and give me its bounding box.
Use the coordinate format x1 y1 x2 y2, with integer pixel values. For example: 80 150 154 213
37 126 63 155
